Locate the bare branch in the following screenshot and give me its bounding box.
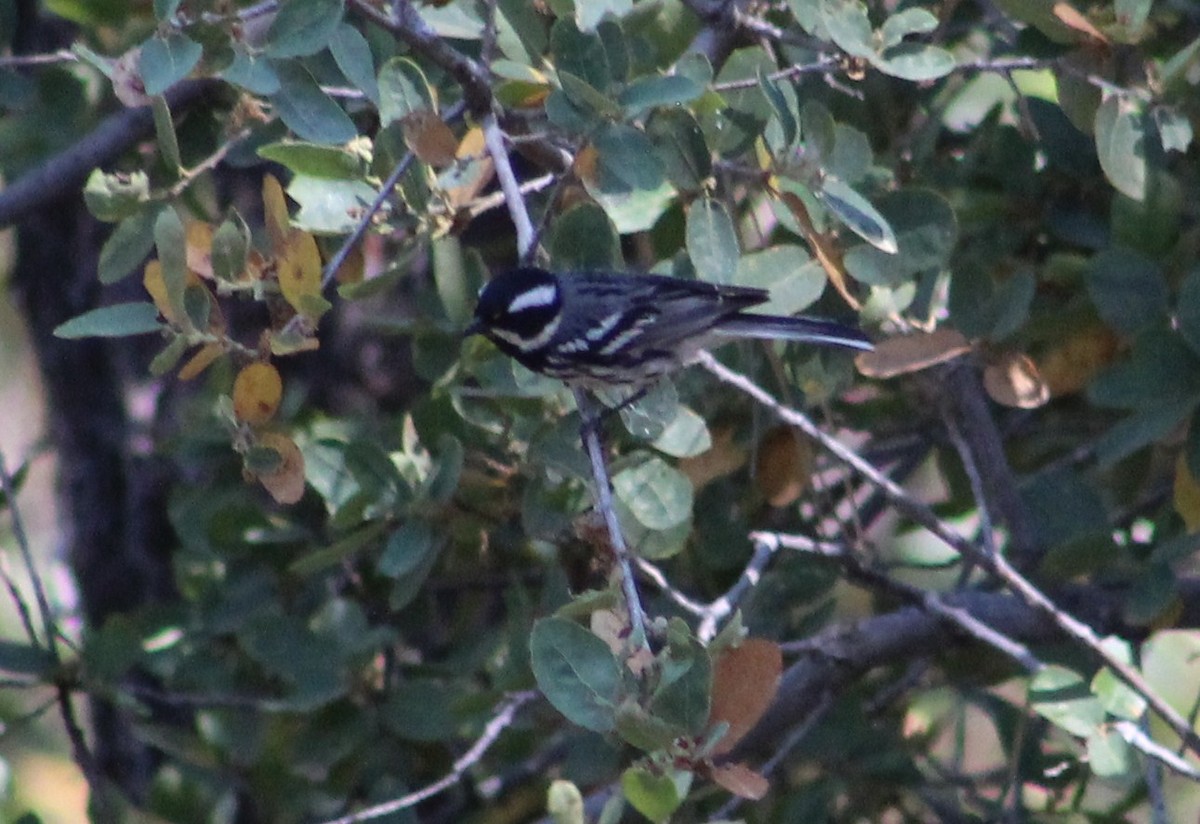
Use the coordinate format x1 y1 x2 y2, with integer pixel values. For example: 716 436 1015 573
696 351 1200 760
319 691 536 824
574 390 651 653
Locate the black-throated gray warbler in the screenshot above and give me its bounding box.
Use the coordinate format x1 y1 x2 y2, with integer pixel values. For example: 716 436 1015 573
465 266 872 388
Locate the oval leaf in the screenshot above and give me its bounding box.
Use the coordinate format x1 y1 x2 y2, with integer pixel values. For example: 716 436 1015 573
529 617 623 732
54 302 164 339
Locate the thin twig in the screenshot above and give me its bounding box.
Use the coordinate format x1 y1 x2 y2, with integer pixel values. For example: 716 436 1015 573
696 538 776 642
574 389 650 653
481 113 535 259
709 692 835 821
0 450 57 657
753 531 1043 672
696 350 1200 759
319 691 536 824
0 50 78 67
167 127 252 198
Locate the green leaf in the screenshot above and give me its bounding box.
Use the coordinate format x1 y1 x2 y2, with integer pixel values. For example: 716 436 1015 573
154 208 188 322
0 639 55 677
645 108 711 191
378 521 436 579
148 335 188 376
1094 397 1197 467
183 284 211 331
151 96 183 173
378 57 435 126
1086 727 1132 777
879 7 938 49
257 141 363 179
652 405 712 459
550 18 611 93
759 67 797 148
139 33 202 95
211 210 250 282
286 175 378 234
621 766 685 823
1095 95 1147 201
613 456 693 531
222 47 280 95
650 631 711 733
529 617 623 732
819 177 898 253
423 434 464 503
799 100 836 162
873 43 956 81
547 779 586 824
54 304 164 340
617 74 702 117
687 198 739 285
550 202 623 270
1091 640 1148 720
329 22 379 105
432 234 471 325
1179 268 1200 357
381 679 461 741
99 207 161 284
266 0 344 58
614 699 682 751
1088 328 1200 409
577 0 633 32
1086 247 1167 335
735 246 825 315
1029 665 1105 737
820 0 875 59
239 613 346 710
272 63 357 144
592 122 666 192
706 47 774 154
1153 105 1193 154
842 189 957 287
154 0 183 19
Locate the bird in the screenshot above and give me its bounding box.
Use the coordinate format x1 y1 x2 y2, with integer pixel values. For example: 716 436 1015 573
465 266 872 389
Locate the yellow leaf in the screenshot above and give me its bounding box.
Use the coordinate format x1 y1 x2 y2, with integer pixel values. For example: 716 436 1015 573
708 762 770 800
679 426 747 492
1037 325 1119 397
186 221 214 278
232 362 283 425
856 327 972 378
708 638 782 755
254 432 306 505
1174 454 1200 533
277 229 323 317
983 352 1050 409
755 426 814 508
178 342 224 381
401 109 459 167
143 260 200 324
444 126 495 211
142 260 173 322
263 174 291 254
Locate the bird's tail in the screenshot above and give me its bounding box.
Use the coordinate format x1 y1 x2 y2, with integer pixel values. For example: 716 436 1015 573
717 314 873 351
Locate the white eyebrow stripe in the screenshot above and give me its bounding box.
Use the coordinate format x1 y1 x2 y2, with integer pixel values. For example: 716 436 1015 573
506 284 558 314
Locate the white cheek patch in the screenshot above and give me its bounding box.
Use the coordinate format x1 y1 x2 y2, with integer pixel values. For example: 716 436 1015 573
506 284 558 315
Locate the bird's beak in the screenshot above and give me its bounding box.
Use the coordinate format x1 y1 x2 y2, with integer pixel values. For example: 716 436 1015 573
463 317 483 339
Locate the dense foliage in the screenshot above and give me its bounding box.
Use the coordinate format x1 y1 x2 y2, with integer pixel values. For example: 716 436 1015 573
2 0 1200 821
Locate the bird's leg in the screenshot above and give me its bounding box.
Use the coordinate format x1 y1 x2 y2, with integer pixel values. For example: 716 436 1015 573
572 387 650 654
